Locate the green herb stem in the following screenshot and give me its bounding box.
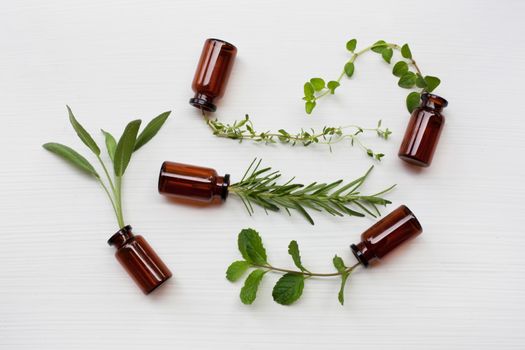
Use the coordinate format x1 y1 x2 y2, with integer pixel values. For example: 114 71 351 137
252 262 360 277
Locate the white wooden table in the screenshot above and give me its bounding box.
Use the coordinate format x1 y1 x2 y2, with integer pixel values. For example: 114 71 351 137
1 0 524 349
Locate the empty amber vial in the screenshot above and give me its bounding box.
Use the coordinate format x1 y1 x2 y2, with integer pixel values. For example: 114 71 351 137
108 226 172 294
351 205 422 267
189 38 237 112
398 93 448 167
158 161 230 203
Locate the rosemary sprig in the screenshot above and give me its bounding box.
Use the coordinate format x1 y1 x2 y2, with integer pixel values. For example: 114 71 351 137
207 115 391 160
229 159 395 225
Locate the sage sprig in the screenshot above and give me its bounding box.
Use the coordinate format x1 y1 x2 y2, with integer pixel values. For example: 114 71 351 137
227 228 360 305
43 107 171 228
303 39 441 114
207 115 391 159
229 159 395 225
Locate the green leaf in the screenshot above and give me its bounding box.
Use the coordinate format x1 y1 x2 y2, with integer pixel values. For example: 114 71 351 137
344 62 355 77
43 143 99 178
332 255 347 273
338 271 350 305
288 240 308 272
392 61 409 77
346 39 357 52
401 44 412 59
272 273 305 305
406 92 421 113
226 260 250 282
240 269 266 304
113 119 141 177
305 101 316 114
398 72 416 88
381 48 393 63
237 228 268 265
371 40 387 53
134 111 171 151
303 82 315 100
424 76 441 92
327 81 340 94
309 78 325 92
101 130 117 162
415 74 427 88
67 106 100 156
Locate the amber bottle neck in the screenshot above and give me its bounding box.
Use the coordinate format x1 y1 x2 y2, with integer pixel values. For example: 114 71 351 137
421 93 448 112
215 174 230 200
189 93 217 112
108 225 134 249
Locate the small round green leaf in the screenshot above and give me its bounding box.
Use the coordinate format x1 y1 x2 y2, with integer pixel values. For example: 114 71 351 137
401 44 412 59
226 260 250 282
424 76 441 92
327 81 340 94
344 62 355 77
415 74 427 88
303 82 315 100
406 92 421 113
240 269 266 305
309 78 325 92
305 101 316 114
392 61 409 77
398 72 416 88
272 273 305 305
381 48 393 63
371 40 387 53
346 39 357 52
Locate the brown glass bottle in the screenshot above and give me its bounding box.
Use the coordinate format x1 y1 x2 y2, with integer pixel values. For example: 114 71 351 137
351 205 422 267
189 38 237 112
108 226 172 294
158 161 230 203
398 93 448 167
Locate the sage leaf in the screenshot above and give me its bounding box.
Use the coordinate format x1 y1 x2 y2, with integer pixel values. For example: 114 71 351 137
226 260 250 282
424 76 441 92
237 228 268 265
101 129 117 162
371 40 387 53
305 101 316 114
346 39 357 52
272 273 305 305
43 143 99 178
113 119 141 177
398 72 416 88
310 78 325 92
327 81 340 94
392 61 409 77
288 240 308 272
406 92 421 113
134 111 171 151
240 269 266 304
381 48 393 63
344 62 355 77
401 43 412 59
67 106 100 156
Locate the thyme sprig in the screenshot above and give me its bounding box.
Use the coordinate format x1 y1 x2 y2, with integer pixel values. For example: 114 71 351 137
303 39 441 114
227 228 360 305
229 159 395 225
207 115 391 160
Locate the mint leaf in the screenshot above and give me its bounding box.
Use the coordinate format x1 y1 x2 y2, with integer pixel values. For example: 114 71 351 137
332 255 347 273
288 240 308 272
392 61 409 77
381 48 393 63
327 81 340 94
237 228 268 265
305 101 316 114
346 39 357 52
398 72 416 88
401 44 412 59
424 76 441 92
344 62 355 77
406 92 421 113
310 78 325 92
240 269 266 304
371 40 387 53
272 273 305 305
338 271 351 305
67 106 100 156
226 260 250 282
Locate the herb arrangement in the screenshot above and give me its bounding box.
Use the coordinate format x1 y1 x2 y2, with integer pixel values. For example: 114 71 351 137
229 159 395 225
303 39 441 114
227 228 359 305
43 107 171 228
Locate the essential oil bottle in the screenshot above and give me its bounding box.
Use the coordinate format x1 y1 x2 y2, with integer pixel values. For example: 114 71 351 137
398 93 448 167
108 226 172 294
351 205 422 267
189 38 237 113
158 161 230 203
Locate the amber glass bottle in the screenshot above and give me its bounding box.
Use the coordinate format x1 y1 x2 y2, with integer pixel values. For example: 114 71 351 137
158 161 230 203
189 38 237 112
351 205 422 267
108 226 172 294
398 93 448 167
